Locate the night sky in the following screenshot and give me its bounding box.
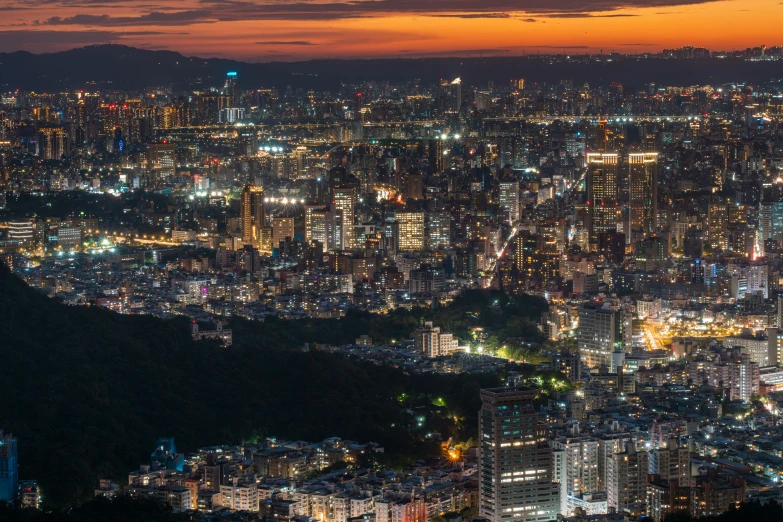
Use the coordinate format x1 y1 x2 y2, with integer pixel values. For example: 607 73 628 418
0 0 780 60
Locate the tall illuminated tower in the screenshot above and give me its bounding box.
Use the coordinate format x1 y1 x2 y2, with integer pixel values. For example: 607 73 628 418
586 152 620 251
241 185 265 247
224 72 240 106
332 187 356 250
628 152 659 237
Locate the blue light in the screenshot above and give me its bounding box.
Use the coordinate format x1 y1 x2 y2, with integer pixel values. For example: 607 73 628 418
227 72 237 77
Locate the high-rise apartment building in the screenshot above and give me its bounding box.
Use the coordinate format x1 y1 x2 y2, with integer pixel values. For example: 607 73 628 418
396 211 425 252
241 185 265 247
479 387 559 522
38 127 68 160
552 431 600 517
586 153 620 250
707 202 729 252
628 152 658 237
649 439 689 483
577 302 623 370
607 443 649 512
333 188 356 250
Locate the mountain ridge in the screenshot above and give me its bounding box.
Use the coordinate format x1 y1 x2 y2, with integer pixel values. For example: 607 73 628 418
2 44 782 92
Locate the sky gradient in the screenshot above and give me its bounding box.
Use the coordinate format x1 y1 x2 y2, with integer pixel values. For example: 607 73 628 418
0 0 780 61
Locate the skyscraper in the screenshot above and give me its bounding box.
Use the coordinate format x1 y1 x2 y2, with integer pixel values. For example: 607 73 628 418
707 202 729 253
241 185 265 247
758 200 783 256
628 152 658 237
586 153 620 251
305 205 328 248
479 387 559 522
0 430 18 502
224 71 240 106
499 180 520 224
577 302 623 371
38 127 68 160
333 187 356 250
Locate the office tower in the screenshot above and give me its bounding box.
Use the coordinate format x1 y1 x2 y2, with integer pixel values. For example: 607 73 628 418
426 211 451 250
515 232 537 278
758 200 783 256
607 443 649 512
586 153 620 251
479 387 559 522
333 187 356 250
447 77 462 113
499 180 520 224
707 202 728 252
0 430 18 502
241 185 265 247
146 142 177 183
38 127 68 160
396 211 425 252
406 172 424 200
305 205 328 247
628 152 658 237
224 72 240 106
272 217 294 249
649 439 689 483
577 302 623 370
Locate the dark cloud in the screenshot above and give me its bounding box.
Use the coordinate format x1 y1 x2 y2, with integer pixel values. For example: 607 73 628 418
39 11 212 26
545 12 638 17
619 42 658 45
27 0 721 26
427 13 512 19
256 40 316 45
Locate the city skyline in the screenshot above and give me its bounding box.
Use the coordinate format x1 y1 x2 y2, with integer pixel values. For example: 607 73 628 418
0 0 782 60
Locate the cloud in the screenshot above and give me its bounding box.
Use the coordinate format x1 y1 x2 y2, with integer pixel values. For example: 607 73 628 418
427 13 512 19
256 40 316 45
26 0 723 26
39 11 212 26
619 42 659 46
527 45 593 48
545 12 639 17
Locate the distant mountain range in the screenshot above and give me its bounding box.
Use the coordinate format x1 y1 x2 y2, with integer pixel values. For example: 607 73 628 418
1 44 782 92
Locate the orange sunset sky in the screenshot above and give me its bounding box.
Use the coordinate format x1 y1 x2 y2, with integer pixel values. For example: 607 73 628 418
0 0 781 61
